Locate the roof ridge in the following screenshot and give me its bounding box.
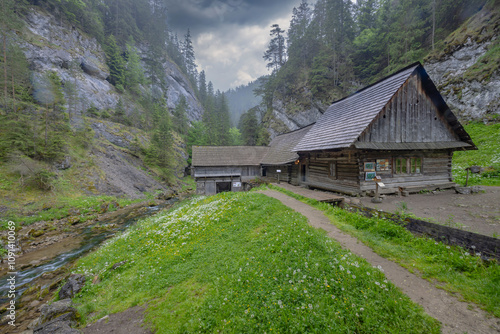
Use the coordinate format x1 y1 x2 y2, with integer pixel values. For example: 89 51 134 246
329 62 421 105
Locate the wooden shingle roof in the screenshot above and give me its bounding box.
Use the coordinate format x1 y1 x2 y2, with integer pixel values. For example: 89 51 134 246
294 64 420 152
192 146 270 166
261 124 313 165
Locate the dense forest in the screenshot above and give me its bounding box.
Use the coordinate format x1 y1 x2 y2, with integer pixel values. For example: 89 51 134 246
232 0 497 140
260 0 488 104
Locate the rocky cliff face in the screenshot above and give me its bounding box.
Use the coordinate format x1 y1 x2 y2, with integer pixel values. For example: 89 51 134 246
16 7 202 198
22 8 203 123
267 99 326 138
425 38 500 121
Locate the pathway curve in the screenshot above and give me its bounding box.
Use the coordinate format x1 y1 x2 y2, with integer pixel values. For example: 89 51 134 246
259 190 500 334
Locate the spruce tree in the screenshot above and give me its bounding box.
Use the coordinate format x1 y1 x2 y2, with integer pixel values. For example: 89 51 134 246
198 70 207 105
238 109 259 146
125 39 146 93
182 29 197 80
104 35 125 88
173 96 189 138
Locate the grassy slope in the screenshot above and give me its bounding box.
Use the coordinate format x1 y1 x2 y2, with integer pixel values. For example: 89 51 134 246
267 185 500 318
74 192 439 333
453 122 500 186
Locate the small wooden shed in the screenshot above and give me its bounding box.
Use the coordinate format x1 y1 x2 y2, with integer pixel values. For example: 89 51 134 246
261 124 314 185
293 62 475 195
192 146 269 195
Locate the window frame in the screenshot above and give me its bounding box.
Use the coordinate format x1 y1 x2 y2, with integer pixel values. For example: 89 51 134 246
393 157 422 175
328 161 337 179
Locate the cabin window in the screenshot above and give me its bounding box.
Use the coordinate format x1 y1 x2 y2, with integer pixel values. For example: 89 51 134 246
394 157 422 175
328 162 337 179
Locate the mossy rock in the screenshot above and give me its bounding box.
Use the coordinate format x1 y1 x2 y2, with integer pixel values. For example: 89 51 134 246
29 229 45 238
67 216 81 225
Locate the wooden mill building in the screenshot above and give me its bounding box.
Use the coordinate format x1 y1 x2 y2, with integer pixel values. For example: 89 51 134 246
261 124 314 185
192 62 475 196
191 146 269 195
293 62 475 195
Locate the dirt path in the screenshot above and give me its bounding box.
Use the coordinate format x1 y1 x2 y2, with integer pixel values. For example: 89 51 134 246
259 189 500 334
82 306 153 334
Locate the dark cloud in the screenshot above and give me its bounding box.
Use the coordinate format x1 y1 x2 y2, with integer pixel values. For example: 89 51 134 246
166 0 298 33
165 0 303 90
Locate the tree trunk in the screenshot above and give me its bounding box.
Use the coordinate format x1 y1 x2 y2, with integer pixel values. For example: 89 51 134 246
11 71 15 114
33 109 37 157
45 107 48 149
432 0 436 51
2 30 7 106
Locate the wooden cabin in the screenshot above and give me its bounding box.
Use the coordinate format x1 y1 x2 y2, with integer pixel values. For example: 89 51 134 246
192 146 269 195
261 124 314 185
293 62 476 195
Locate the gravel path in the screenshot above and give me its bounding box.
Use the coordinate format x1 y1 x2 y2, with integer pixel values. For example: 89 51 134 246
259 189 500 334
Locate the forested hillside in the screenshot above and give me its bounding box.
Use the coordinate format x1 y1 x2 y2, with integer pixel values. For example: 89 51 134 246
225 79 263 126
240 0 499 138
0 0 238 205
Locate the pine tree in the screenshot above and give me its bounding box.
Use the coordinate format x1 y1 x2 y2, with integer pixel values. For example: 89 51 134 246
198 70 207 105
182 29 197 80
287 1 312 65
202 81 217 145
104 35 125 88
125 38 146 93
0 0 27 110
186 120 207 164
238 109 259 146
173 96 189 138
356 0 378 32
214 91 231 145
229 127 243 146
150 102 174 176
263 24 286 72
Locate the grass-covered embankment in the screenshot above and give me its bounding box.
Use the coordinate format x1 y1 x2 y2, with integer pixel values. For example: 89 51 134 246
73 192 439 333
453 122 500 186
268 185 500 318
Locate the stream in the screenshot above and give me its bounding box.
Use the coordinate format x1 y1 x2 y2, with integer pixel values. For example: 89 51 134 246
0 198 177 303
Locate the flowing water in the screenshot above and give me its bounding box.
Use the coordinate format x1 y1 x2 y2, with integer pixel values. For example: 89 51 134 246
0 199 177 302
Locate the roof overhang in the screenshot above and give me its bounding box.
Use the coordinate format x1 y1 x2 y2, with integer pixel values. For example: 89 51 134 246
193 172 241 178
354 141 473 150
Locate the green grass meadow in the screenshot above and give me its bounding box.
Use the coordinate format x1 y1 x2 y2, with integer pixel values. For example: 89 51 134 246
73 192 440 333
453 122 500 186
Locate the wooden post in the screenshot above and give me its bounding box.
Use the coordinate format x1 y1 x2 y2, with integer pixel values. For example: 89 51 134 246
372 176 384 203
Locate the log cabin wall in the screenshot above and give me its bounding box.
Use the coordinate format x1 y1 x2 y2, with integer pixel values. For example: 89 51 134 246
299 151 361 195
359 150 453 192
265 165 292 183
290 164 300 185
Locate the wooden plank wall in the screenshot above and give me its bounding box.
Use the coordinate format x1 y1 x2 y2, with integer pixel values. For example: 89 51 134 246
359 150 453 191
302 152 360 195
266 165 292 183
195 166 260 177
358 75 459 143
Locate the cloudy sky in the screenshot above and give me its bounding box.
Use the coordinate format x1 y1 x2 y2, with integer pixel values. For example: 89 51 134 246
165 0 304 91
